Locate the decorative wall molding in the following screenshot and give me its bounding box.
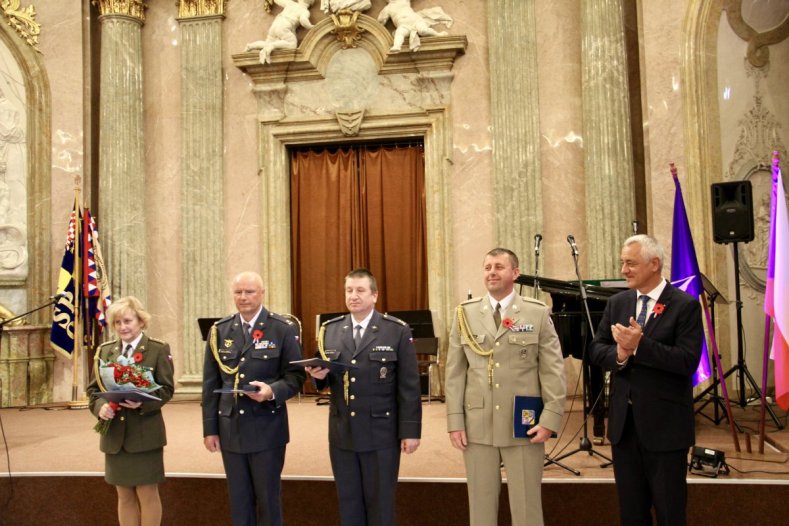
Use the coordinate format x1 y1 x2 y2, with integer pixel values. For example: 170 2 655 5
0 17 50 324
178 0 225 18
92 0 146 21
233 14 466 371
723 0 789 68
0 0 40 52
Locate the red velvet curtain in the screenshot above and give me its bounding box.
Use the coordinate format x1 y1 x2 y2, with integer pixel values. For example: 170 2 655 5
290 144 427 358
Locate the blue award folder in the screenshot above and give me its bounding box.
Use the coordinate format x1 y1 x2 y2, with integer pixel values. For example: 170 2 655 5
513 395 543 438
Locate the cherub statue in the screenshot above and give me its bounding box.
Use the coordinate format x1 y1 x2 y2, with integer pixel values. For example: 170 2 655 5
377 0 452 52
245 0 316 64
320 0 371 13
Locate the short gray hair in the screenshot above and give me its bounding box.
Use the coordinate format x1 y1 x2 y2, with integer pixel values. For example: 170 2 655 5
623 234 664 271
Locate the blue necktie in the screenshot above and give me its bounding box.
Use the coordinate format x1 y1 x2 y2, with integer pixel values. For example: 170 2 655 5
636 295 650 327
354 325 363 349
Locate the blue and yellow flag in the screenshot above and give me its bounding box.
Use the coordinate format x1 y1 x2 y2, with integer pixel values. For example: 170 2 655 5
50 200 80 358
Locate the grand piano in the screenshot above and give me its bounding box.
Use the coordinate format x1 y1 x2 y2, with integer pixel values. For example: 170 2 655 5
516 274 625 438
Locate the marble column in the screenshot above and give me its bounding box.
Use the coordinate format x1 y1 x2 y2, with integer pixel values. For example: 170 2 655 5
487 0 542 265
582 0 636 277
96 3 147 304
177 2 226 394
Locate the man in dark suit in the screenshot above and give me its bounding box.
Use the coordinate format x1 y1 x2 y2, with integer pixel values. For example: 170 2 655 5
590 235 703 526
305 268 422 526
202 271 306 526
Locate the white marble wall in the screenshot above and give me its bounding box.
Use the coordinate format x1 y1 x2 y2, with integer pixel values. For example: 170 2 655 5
32 0 789 401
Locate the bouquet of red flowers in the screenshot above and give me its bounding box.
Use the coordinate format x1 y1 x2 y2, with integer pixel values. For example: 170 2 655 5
94 356 161 435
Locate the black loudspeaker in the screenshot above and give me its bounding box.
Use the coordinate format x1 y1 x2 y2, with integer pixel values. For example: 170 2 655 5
711 181 754 244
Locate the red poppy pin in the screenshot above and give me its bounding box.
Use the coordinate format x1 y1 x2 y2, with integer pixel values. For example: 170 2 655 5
252 329 265 342
502 318 514 329
653 303 665 316
133 352 144 363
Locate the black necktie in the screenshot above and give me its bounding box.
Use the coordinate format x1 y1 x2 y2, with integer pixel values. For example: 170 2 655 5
354 325 363 349
243 322 251 344
636 295 650 327
125 344 133 358
493 303 502 328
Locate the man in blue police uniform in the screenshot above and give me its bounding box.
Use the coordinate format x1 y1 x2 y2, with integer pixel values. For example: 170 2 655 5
306 268 422 526
202 271 306 526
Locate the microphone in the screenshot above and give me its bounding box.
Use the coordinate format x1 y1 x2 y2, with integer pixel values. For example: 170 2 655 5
50 292 67 301
566 235 579 257
534 234 542 255
632 220 639 234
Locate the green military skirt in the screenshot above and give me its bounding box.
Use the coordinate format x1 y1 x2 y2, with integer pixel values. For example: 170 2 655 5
105 447 165 487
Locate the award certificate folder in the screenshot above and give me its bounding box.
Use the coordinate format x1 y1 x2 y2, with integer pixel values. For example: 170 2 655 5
95 389 162 403
513 395 543 438
213 386 259 394
290 357 359 374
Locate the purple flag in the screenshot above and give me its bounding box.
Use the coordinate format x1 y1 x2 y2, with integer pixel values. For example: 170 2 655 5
670 165 711 385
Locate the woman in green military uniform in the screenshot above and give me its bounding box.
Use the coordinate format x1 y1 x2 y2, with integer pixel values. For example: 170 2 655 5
87 296 175 526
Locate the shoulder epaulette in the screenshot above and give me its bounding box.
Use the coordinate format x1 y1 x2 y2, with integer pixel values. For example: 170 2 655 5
99 339 117 348
461 296 483 305
321 314 345 327
521 296 547 307
215 314 234 325
382 313 407 326
269 312 296 325
147 336 167 345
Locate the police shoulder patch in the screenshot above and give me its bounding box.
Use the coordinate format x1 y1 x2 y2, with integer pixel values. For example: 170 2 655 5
321 314 346 327
382 313 407 326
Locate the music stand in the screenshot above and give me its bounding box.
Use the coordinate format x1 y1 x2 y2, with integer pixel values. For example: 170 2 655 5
198 318 221 341
693 274 730 425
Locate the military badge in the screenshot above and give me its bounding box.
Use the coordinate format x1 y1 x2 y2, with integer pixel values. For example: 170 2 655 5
510 324 534 333
521 408 537 426
224 339 233 348
380 367 387 379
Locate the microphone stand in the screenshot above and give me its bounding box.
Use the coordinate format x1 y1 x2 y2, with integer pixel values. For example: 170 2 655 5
533 235 541 299
548 238 613 469
0 297 59 410
0 296 60 338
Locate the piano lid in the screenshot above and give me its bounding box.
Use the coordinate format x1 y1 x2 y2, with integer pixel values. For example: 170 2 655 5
516 274 625 302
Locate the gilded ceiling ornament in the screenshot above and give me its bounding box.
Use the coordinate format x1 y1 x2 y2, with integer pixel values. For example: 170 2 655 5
178 0 226 18
330 9 364 49
92 0 146 21
0 0 41 52
724 0 789 68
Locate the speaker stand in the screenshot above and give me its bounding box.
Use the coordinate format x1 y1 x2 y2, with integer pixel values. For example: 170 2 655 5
724 243 781 428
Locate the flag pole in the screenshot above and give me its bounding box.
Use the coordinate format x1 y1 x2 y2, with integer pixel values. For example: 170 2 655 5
759 314 772 454
701 293 740 452
69 177 87 409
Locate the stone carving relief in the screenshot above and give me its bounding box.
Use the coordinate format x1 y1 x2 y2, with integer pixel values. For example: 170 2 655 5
377 0 452 52
320 0 370 13
246 0 315 64
727 64 787 295
0 44 28 282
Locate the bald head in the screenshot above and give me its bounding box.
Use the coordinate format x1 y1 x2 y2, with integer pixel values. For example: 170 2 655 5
232 272 265 321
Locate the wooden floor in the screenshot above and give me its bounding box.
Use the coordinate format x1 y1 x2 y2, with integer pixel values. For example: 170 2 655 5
1 395 788 525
